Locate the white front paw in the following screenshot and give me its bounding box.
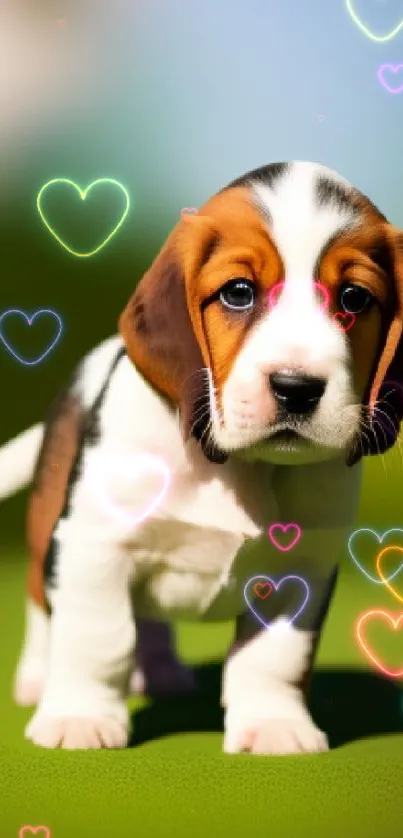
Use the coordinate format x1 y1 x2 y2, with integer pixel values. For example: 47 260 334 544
224 715 328 755
26 700 129 750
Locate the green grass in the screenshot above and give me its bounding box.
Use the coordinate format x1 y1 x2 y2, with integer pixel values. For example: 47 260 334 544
1 450 403 838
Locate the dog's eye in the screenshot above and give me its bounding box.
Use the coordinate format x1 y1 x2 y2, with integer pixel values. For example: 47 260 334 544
219 279 256 311
339 284 374 315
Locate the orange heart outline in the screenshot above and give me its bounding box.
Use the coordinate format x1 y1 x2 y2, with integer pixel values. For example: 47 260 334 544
355 609 403 678
376 545 403 603
19 827 51 838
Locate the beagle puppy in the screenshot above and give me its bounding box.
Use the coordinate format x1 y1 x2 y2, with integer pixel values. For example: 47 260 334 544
1 160 403 754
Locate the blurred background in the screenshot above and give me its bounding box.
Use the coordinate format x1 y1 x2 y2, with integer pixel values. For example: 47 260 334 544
1 0 403 763
1 0 403 454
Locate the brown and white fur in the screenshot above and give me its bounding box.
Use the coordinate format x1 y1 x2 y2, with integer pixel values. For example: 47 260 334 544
1 160 403 754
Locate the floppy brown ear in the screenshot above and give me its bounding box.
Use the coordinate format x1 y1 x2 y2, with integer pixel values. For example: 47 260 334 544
119 221 227 463
348 226 403 463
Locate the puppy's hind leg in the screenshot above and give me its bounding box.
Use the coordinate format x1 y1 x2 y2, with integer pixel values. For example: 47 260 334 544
14 599 49 706
131 619 196 697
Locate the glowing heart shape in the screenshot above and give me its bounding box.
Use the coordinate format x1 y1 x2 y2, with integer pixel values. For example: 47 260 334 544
19 828 51 838
333 311 356 332
356 610 403 678
86 452 171 530
0 309 62 366
244 575 310 628
253 582 273 600
268 522 302 552
377 64 403 95
181 207 198 218
268 281 330 312
376 546 403 603
348 528 403 584
37 178 130 257
345 1 403 42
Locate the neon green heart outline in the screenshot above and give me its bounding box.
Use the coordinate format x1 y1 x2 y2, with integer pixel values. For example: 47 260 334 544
346 0 403 42
37 178 130 258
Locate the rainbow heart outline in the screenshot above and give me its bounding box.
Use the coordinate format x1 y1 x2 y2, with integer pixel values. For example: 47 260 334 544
0 309 63 366
345 1 403 43
243 574 310 629
348 528 403 584
37 178 130 258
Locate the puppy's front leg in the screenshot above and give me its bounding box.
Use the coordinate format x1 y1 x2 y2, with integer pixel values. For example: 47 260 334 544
26 531 135 750
222 570 338 755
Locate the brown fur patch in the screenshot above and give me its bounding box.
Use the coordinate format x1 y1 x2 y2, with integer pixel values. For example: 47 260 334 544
119 182 403 463
120 187 284 426
26 383 85 609
194 189 284 395
317 211 403 405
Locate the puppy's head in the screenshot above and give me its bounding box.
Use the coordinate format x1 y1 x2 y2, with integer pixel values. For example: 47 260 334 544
119 161 403 466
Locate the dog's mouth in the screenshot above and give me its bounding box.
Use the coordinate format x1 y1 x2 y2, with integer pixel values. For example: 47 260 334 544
267 428 309 447
270 429 301 441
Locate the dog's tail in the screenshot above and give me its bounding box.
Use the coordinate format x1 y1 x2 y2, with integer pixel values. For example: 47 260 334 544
0 423 44 501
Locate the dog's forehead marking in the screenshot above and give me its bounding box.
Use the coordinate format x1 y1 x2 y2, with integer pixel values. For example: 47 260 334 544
251 162 360 284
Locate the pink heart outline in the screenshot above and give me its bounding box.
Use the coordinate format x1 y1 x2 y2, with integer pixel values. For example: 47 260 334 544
377 64 403 95
0 308 63 366
244 574 310 628
181 207 198 218
268 522 302 552
267 281 330 312
19 827 51 838
86 452 171 530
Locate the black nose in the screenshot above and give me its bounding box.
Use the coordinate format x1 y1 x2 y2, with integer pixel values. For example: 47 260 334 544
269 373 327 415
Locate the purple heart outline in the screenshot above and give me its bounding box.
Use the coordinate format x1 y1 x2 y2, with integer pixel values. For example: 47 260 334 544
0 308 63 366
243 574 310 628
377 64 403 95
348 528 403 584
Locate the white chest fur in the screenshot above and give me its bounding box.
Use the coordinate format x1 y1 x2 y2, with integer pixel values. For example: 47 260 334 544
61 351 362 623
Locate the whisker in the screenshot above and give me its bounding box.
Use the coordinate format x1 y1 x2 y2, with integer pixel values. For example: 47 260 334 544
191 396 211 419
373 405 403 475
182 369 210 399
199 416 214 452
369 415 389 478
189 406 211 437
358 417 373 456
372 405 399 436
